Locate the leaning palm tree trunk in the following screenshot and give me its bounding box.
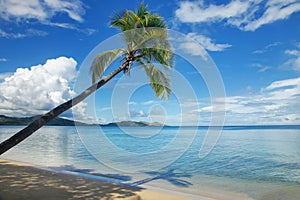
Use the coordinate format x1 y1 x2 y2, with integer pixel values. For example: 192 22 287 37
0 61 129 155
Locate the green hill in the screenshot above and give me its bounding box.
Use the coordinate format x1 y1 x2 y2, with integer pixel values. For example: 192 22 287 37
0 115 88 126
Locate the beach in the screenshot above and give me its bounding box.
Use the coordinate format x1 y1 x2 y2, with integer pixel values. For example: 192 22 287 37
1 158 300 200
0 159 214 200
0 159 260 200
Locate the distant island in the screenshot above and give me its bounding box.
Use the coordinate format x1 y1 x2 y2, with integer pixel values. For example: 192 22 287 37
0 115 165 127
102 121 165 127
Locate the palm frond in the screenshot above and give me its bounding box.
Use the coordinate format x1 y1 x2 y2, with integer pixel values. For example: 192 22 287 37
110 4 166 31
133 28 173 69
140 48 172 70
132 28 168 49
139 61 171 99
90 49 124 82
106 4 174 100
110 10 126 29
147 14 166 28
151 48 173 69
137 3 148 18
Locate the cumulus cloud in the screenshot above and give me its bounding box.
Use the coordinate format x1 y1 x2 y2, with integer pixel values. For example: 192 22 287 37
0 57 89 121
175 0 300 31
0 72 13 82
194 77 300 125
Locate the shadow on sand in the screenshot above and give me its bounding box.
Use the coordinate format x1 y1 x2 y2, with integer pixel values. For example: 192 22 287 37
49 165 132 182
132 169 193 188
0 161 140 200
48 165 192 189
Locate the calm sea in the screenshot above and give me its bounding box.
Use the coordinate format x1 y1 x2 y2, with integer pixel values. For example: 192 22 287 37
1 126 300 199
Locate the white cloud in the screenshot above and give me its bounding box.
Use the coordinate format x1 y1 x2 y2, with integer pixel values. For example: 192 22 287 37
0 29 26 38
179 41 208 59
253 42 281 54
258 66 272 72
0 57 89 121
0 0 84 22
176 0 300 31
142 100 156 105
178 33 231 60
252 63 272 72
195 77 300 125
264 77 300 90
187 33 232 51
129 109 148 118
180 99 200 108
285 49 300 56
0 58 8 62
0 28 48 39
0 72 13 82
97 76 300 126
0 0 92 37
176 0 250 23
283 49 300 71
244 0 300 31
43 0 84 22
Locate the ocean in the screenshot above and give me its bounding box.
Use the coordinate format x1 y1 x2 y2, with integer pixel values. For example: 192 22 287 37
0 126 300 199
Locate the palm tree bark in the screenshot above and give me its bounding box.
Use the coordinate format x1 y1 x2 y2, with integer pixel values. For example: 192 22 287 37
0 61 129 155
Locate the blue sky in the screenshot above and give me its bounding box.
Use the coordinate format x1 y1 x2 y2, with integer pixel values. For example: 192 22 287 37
0 0 300 125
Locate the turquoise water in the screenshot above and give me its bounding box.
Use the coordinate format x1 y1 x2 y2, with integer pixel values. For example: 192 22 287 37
0 126 300 199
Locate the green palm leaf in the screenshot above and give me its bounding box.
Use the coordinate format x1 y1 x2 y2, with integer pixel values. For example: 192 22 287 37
96 3 174 98
90 49 124 83
139 61 171 99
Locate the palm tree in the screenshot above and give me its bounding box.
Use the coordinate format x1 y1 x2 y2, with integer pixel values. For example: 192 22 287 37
0 4 173 155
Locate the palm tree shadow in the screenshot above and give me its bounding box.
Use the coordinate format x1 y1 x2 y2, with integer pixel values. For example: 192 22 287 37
132 169 193 188
50 165 192 188
50 165 132 182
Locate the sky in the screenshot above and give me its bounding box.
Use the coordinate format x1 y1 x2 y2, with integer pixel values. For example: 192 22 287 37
0 0 300 126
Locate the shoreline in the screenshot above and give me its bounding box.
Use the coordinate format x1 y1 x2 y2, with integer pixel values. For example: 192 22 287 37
0 159 215 200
